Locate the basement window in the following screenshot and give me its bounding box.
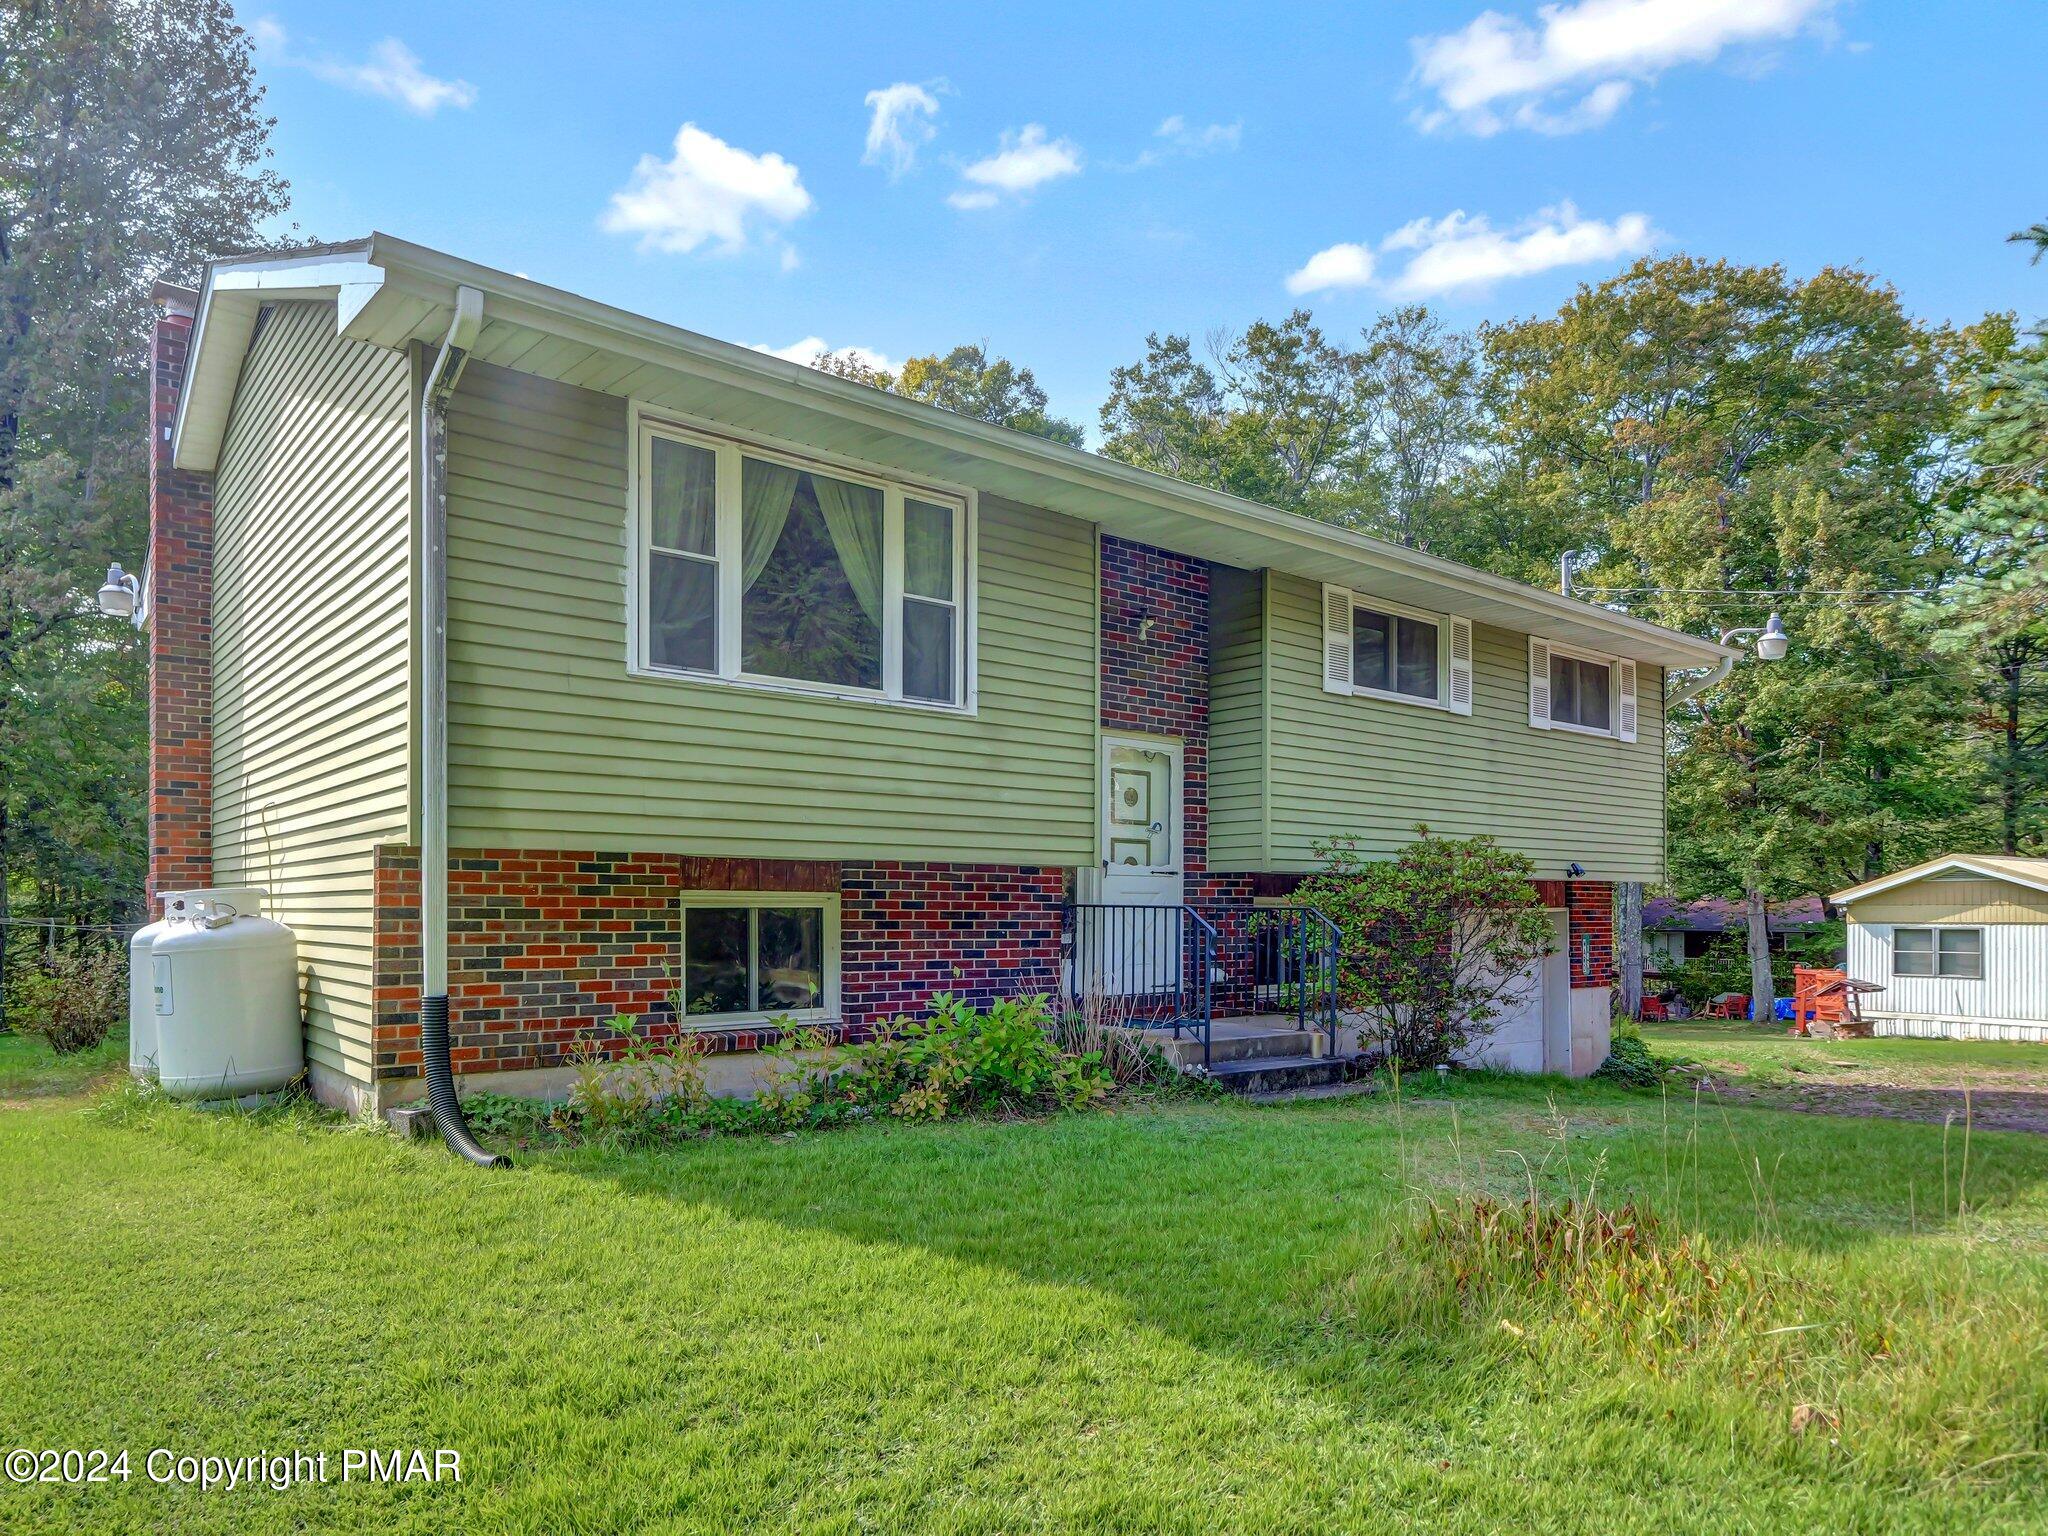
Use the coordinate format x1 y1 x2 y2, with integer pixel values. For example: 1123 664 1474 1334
679 892 840 1023
634 413 973 710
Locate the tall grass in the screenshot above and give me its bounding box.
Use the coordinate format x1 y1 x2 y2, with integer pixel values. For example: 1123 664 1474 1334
1346 1068 2045 1488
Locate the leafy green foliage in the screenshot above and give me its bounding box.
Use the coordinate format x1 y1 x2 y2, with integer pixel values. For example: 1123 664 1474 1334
1294 828 1552 1068
1592 1024 1676 1088
0 0 289 1018
472 995 1117 1150
815 341 1085 445
837 993 1109 1120
7 945 122 1054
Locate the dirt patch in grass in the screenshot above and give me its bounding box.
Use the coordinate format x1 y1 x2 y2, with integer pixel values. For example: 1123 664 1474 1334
1703 1080 2048 1136
1642 1024 2048 1135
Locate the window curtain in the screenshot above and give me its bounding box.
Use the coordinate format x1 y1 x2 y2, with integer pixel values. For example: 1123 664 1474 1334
738 460 803 590
809 474 885 626
652 440 718 553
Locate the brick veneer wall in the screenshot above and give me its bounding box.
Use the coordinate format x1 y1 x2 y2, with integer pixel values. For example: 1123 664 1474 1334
840 862 1069 1026
1100 536 1211 878
1565 880 1616 989
371 847 1067 1078
147 299 214 903
1098 536 1268 1003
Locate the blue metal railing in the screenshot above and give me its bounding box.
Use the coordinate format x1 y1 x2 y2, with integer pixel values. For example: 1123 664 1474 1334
1256 905 1343 1057
1061 903 1217 1068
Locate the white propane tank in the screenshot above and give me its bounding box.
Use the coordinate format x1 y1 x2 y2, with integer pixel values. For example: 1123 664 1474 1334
150 888 302 1099
126 892 185 1079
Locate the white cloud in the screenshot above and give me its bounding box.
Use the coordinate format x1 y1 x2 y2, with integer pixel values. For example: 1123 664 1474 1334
949 124 1081 207
601 123 812 257
1129 114 1244 168
251 18 475 115
1284 204 1656 298
1285 243 1376 296
1380 204 1658 297
751 337 897 374
863 82 943 177
1412 0 1833 135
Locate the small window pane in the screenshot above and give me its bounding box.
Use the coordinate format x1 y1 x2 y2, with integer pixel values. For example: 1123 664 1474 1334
1396 618 1439 700
650 437 717 555
759 908 824 1011
904 597 956 704
1893 928 1935 977
649 552 717 672
684 908 750 1015
1577 660 1612 731
905 498 954 600
1352 607 1393 693
1938 929 1983 979
1550 654 1579 725
742 465 883 690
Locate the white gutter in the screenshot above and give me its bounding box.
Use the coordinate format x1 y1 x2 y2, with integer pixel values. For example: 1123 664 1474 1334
416 285 502 1167
1665 652 1735 712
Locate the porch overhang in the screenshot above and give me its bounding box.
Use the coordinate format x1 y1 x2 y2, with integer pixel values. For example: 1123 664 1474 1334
172 233 1734 672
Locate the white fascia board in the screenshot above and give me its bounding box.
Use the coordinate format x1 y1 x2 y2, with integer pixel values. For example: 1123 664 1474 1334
1834 857 2048 906
170 244 383 472
359 233 1733 671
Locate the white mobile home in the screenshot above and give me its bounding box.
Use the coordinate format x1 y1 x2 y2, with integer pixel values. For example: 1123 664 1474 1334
1832 855 2048 1043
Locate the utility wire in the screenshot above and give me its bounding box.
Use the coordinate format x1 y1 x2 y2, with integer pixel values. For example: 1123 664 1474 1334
1574 585 1941 598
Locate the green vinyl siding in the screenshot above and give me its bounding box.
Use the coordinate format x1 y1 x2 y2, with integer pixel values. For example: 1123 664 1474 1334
1244 571 1667 882
442 362 1098 863
1207 564 1267 869
210 301 413 1086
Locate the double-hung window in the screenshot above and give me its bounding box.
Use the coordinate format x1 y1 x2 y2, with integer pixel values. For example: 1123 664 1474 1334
1320 585 1474 713
1527 638 1639 741
636 415 971 708
1892 926 1983 980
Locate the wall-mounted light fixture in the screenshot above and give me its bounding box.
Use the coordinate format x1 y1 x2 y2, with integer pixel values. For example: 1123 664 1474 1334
1565 862 1586 878
96 562 141 623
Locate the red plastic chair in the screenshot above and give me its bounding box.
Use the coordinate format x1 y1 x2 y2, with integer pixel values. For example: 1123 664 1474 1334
1707 993 1750 1021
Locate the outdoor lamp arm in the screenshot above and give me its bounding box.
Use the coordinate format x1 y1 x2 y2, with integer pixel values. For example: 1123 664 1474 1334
1668 612 1788 710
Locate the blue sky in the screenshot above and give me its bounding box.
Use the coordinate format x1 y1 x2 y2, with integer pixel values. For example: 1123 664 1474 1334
249 1 2047 438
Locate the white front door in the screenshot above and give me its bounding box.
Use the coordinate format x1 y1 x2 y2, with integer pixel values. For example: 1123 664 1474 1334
1078 736 1184 997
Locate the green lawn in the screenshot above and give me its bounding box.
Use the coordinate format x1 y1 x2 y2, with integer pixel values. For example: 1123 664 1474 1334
0 1027 127 1099
3 1076 2046 1533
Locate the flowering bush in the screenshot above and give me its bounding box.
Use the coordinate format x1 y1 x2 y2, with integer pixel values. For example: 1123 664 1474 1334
1293 827 1552 1068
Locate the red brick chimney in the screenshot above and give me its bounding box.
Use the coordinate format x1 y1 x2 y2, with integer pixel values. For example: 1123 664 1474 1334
146 282 213 904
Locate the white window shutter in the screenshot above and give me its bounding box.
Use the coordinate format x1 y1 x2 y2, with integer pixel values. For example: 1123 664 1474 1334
1447 617 1474 715
1615 659 1638 741
1528 637 1551 728
1322 585 1353 695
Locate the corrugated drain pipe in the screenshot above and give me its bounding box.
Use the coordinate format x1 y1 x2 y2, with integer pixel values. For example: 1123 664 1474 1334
418 285 506 1168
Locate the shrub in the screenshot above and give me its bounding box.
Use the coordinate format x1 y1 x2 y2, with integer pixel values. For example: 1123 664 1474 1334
11 946 124 1055
560 1014 709 1144
1592 1029 1669 1088
841 994 1110 1119
1295 827 1552 1069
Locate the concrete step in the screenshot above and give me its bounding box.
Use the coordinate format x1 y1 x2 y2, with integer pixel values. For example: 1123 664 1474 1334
1204 1054 1350 1095
1141 1020 1326 1070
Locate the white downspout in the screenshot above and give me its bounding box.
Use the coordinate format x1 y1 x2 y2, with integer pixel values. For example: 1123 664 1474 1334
416 285 502 1166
